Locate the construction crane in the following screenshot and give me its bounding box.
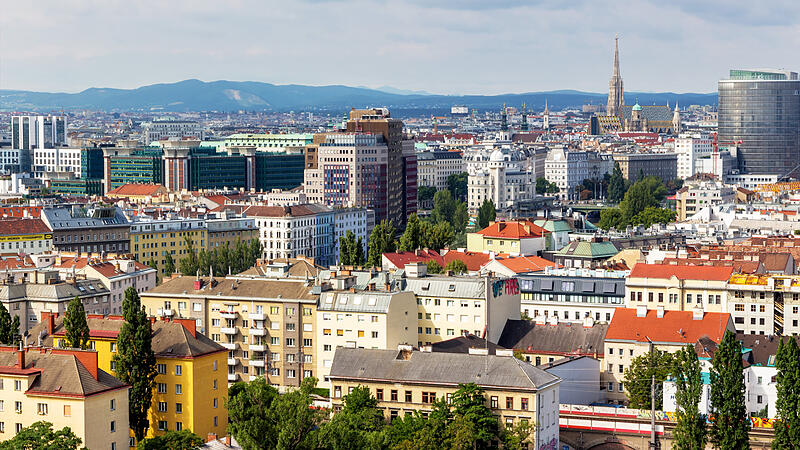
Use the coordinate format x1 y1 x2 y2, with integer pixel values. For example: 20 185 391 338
432 116 446 135
711 132 741 178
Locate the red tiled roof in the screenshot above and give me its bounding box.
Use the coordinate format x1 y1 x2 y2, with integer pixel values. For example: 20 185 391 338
107 183 166 196
441 250 493 271
382 250 445 269
629 263 734 281
0 257 34 270
660 258 761 274
476 220 549 239
606 308 731 344
493 255 558 274
0 218 50 236
0 206 42 218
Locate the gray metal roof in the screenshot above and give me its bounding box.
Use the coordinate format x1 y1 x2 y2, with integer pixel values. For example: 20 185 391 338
329 347 559 391
42 206 129 231
404 277 486 299
0 279 109 303
518 274 624 297
317 291 398 313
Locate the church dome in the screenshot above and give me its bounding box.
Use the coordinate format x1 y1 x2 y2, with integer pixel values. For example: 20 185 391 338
489 149 505 162
632 103 642 111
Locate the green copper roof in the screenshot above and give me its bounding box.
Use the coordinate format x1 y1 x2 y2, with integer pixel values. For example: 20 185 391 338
556 240 618 258
533 219 572 233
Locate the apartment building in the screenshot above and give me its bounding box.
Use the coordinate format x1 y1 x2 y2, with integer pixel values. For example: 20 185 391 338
205 212 258 249
41 205 130 254
32 147 82 178
519 271 626 324
0 218 52 255
0 346 128 450
416 150 465 190
29 313 227 442
499 318 607 368
603 306 734 404
140 276 318 389
141 119 202 144
329 347 561 448
466 220 549 255
611 152 678 184
129 215 207 276
544 147 588 201
674 133 713 180
315 289 416 387
401 263 521 345
726 274 800 336
625 264 733 313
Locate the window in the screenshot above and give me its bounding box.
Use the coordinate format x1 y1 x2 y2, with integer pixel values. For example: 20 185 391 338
506 397 513 409
158 421 168 431
376 389 384 401
37 403 48 415
176 403 183 414
757 395 763 404
158 402 167 412
618 364 623 374
421 392 436 404
213 398 218 408
157 364 167 374
521 398 528 410
405 391 412 402
110 399 116 411
176 422 183 431
14 402 21 414
13 380 21 391
619 383 624 392
111 420 116 432
303 338 313 347
490 396 498 408
391 390 398 401
63 405 71 416
735 304 744 312
158 383 167 393
175 365 182 376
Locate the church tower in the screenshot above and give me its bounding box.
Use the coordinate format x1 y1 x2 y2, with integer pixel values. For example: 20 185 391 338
672 102 681 133
543 100 550 131
607 37 624 117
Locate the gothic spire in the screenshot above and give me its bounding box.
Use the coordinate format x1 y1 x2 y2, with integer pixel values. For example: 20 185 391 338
613 36 620 77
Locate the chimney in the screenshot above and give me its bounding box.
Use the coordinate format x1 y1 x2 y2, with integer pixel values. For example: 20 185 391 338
656 306 665 318
207 433 218 443
636 304 647 318
53 348 99 380
194 279 204 290
41 311 56 335
174 318 197 338
17 345 24 369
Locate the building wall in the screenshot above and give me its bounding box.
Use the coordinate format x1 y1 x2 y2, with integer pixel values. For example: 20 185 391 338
543 357 601 405
625 277 728 313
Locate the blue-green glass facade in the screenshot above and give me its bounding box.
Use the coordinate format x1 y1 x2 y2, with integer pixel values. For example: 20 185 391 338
254 153 304 191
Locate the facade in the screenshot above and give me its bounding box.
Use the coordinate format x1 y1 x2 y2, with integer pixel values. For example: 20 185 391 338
552 239 619 269
205 213 258 249
0 218 52 255
142 119 203 144
315 289 417 387
129 215 207 277
612 152 678 183
32 147 82 178
140 276 318 389
106 183 168 201
604 307 734 404
10 115 67 150
30 314 228 440
726 274 800 336
329 347 561 449
625 264 733 313
0 346 129 450
675 180 736 221
544 147 588 201
416 150 465 190
41 205 130 254
674 133 713 179
222 133 314 149
466 220 549 256
82 260 156 315
718 69 800 176
519 271 626 324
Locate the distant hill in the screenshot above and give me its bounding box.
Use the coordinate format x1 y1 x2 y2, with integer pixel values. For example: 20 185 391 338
0 79 717 114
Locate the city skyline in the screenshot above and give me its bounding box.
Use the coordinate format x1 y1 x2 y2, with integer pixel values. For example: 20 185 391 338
2 1 798 95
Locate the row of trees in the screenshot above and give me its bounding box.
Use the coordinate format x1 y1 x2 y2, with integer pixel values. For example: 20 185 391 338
0 421 203 450
598 175 676 230
178 237 263 277
228 378 533 450
0 302 20 345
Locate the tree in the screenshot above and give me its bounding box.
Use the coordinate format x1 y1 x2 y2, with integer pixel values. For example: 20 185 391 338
774 337 800 448
317 386 385 449
271 377 323 449
178 236 199 276
631 206 677 228
147 256 158 272
398 213 423 252
535 177 559 195
452 201 469 232
477 199 496 229
501 420 535 449
623 350 674 409
426 260 443 274
709 330 750 449
113 287 158 444
339 230 365 266
227 378 279 449
422 221 454 251
164 253 175 277
431 190 456 226
450 383 499 447
608 162 627 203
0 421 83 450
63 296 90 349
445 259 468 275
672 344 707 450
137 430 203 450
417 186 437 205
598 207 624 230
447 172 468 201
367 220 397 267
0 302 18 345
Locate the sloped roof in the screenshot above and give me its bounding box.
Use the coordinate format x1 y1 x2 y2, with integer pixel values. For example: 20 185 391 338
629 263 734 281
498 319 607 356
476 220 548 239
382 249 445 269
430 334 507 355
556 240 618 258
145 276 318 302
0 206 42 219
605 308 731 345
0 218 50 236
329 347 559 391
533 219 573 233
492 255 558 274
659 258 762 274
107 183 166 196
214 204 332 217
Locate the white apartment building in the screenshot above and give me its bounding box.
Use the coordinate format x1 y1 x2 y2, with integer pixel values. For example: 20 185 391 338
10 115 67 150
416 150 465 190
315 289 417 387
32 147 82 178
0 149 24 173
544 147 589 200
141 119 203 144
674 133 713 179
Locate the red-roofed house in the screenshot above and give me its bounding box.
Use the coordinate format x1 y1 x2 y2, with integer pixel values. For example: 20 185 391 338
106 183 168 202
480 255 559 277
0 205 42 219
604 306 734 404
467 220 549 255
0 218 53 255
625 263 734 313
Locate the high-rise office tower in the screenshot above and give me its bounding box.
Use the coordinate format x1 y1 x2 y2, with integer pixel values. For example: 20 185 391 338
718 69 800 176
10 115 67 150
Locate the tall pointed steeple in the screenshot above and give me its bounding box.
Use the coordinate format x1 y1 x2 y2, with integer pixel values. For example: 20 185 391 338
607 37 625 117
543 100 550 131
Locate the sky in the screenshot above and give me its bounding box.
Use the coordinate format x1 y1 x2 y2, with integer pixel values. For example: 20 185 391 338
2 0 799 95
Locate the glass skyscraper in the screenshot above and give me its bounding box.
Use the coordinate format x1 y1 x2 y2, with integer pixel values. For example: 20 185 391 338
718 69 800 177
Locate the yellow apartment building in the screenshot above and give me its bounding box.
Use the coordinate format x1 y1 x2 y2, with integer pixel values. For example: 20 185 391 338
29 312 227 442
205 212 258 249
466 220 549 256
329 347 561 449
140 275 318 389
625 264 733 313
0 345 129 450
726 273 800 336
129 216 207 278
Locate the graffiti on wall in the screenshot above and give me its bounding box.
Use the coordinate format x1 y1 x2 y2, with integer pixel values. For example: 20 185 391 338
492 278 520 298
539 437 557 450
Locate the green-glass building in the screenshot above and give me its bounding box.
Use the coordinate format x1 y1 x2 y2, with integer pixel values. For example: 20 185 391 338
254 152 304 191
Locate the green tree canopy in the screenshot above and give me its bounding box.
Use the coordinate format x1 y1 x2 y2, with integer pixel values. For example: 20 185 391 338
398 213 423 252
608 162 627 203
598 208 624 231
339 231 365 267
317 385 386 450
164 253 176 277
422 221 455 251
0 421 83 450
113 287 158 443
477 199 496 229
0 302 19 345
774 337 800 448
536 177 559 195
631 206 677 228
447 172 469 201
671 344 707 450
417 186 437 204
136 430 203 450
624 350 674 409
709 330 750 449
431 190 456 226
367 220 397 267
426 260 443 274
445 259 469 275
63 296 90 350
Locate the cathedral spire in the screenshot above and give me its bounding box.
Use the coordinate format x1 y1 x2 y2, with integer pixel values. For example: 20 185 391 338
613 36 620 77
607 36 625 117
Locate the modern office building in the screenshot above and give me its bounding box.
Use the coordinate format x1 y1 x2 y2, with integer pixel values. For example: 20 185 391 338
141 119 203 144
718 69 800 177
10 115 67 150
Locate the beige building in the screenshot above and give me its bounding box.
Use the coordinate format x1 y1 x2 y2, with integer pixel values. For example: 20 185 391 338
727 273 800 336
612 152 677 184
316 289 416 388
675 180 736 221
140 275 318 389
625 264 733 313
603 306 734 404
329 347 561 449
0 346 129 450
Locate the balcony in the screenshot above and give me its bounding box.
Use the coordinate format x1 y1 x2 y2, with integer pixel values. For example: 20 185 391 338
220 342 237 350
250 359 266 368
248 312 266 321
250 344 267 352
227 358 238 366
249 374 262 382
157 308 174 317
220 310 238 319
220 327 238 335
250 328 268 336
228 373 239 382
